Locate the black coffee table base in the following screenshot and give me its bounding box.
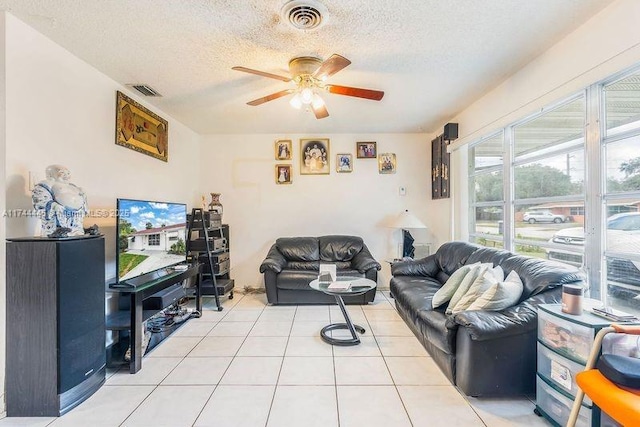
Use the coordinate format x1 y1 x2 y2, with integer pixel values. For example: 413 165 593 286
320 294 366 346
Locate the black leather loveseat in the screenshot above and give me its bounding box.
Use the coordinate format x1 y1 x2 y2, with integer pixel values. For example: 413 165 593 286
390 241 584 397
260 235 381 305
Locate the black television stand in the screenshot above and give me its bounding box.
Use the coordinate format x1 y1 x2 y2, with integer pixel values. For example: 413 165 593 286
106 264 202 373
119 267 184 287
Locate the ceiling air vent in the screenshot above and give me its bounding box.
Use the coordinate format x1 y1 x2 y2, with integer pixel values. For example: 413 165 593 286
127 84 162 97
281 0 328 30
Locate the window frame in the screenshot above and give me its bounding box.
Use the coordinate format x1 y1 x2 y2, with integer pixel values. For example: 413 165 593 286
467 63 640 309
148 234 160 246
468 131 506 248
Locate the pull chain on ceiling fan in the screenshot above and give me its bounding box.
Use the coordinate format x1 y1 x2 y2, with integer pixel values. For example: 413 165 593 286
232 54 384 119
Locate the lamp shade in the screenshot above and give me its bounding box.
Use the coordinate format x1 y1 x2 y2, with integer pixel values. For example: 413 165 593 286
388 210 427 229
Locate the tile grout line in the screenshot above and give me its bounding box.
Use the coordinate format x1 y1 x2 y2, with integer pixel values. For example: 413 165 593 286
263 304 298 427
331 301 341 427
378 290 488 427
368 291 415 427
190 293 257 426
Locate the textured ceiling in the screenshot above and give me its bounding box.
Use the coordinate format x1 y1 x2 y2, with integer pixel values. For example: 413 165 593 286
0 0 614 134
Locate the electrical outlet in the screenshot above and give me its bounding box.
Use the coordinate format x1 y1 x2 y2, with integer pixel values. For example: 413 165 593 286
399 186 406 196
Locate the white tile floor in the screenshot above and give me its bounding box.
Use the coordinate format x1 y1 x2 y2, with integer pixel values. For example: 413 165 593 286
0 291 549 427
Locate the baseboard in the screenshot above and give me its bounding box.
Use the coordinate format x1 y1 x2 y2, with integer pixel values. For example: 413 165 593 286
0 392 5 416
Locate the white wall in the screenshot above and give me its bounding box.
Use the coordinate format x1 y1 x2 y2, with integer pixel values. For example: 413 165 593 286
0 11 6 415
445 0 640 239
199 133 448 289
2 13 202 401
4 14 202 281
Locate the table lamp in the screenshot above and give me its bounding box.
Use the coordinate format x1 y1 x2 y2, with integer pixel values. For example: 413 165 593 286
388 209 427 259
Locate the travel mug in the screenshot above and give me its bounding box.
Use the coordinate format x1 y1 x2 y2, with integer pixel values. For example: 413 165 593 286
561 284 584 315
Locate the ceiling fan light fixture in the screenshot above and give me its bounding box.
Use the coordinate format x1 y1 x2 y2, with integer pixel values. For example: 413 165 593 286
300 87 314 104
311 93 325 109
289 94 303 109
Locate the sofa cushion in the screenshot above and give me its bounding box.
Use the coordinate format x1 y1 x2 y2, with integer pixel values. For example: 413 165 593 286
333 261 352 270
276 237 319 261
391 275 441 314
466 247 514 268
319 235 363 262
499 255 583 300
286 261 320 270
277 270 321 290
432 264 473 308
468 270 524 311
391 275 458 354
434 242 479 275
277 269 364 291
416 308 457 354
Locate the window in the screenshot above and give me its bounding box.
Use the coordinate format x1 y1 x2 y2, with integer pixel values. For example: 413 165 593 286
148 234 160 246
570 207 584 216
467 66 640 317
469 132 504 248
512 96 586 262
602 70 640 315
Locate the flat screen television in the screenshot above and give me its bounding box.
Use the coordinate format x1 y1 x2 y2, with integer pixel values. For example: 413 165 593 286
116 198 187 283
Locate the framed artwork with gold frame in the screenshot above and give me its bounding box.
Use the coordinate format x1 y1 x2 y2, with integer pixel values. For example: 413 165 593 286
336 154 353 173
300 138 330 175
275 164 292 184
378 153 397 174
116 91 168 162
275 139 292 160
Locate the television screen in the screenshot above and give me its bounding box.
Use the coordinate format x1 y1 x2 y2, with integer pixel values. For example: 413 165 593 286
117 199 187 282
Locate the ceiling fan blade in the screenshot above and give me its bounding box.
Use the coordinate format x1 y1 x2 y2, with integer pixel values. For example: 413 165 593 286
313 54 351 80
327 84 385 101
232 66 291 82
313 103 329 119
247 89 294 106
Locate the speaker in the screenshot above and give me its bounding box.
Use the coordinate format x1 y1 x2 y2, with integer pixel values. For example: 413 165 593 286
444 123 459 141
6 236 106 417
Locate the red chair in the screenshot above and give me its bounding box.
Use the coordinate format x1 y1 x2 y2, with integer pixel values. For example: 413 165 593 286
567 324 640 427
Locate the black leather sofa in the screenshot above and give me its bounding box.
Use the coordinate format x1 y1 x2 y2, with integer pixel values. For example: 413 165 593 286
390 241 584 397
260 235 381 305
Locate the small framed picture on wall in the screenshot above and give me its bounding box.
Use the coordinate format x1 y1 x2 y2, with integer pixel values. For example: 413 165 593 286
336 154 353 173
356 142 377 158
275 140 292 160
275 164 292 184
378 153 397 174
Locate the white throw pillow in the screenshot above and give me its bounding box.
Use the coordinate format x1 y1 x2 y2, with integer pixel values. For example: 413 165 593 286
450 267 497 314
432 264 473 308
467 270 524 311
446 263 491 315
489 265 504 282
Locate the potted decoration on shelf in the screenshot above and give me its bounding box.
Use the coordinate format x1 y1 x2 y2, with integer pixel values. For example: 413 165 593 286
208 193 223 218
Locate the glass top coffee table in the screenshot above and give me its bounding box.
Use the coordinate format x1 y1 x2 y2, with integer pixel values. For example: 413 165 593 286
309 276 377 346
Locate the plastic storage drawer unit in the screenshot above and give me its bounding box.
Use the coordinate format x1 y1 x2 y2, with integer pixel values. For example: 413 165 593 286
538 308 594 364
537 342 592 406
537 376 591 427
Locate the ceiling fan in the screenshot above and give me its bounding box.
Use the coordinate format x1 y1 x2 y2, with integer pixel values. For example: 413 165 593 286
232 54 384 119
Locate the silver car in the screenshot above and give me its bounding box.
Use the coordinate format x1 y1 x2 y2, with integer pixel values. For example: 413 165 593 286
522 211 567 224
547 212 640 297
